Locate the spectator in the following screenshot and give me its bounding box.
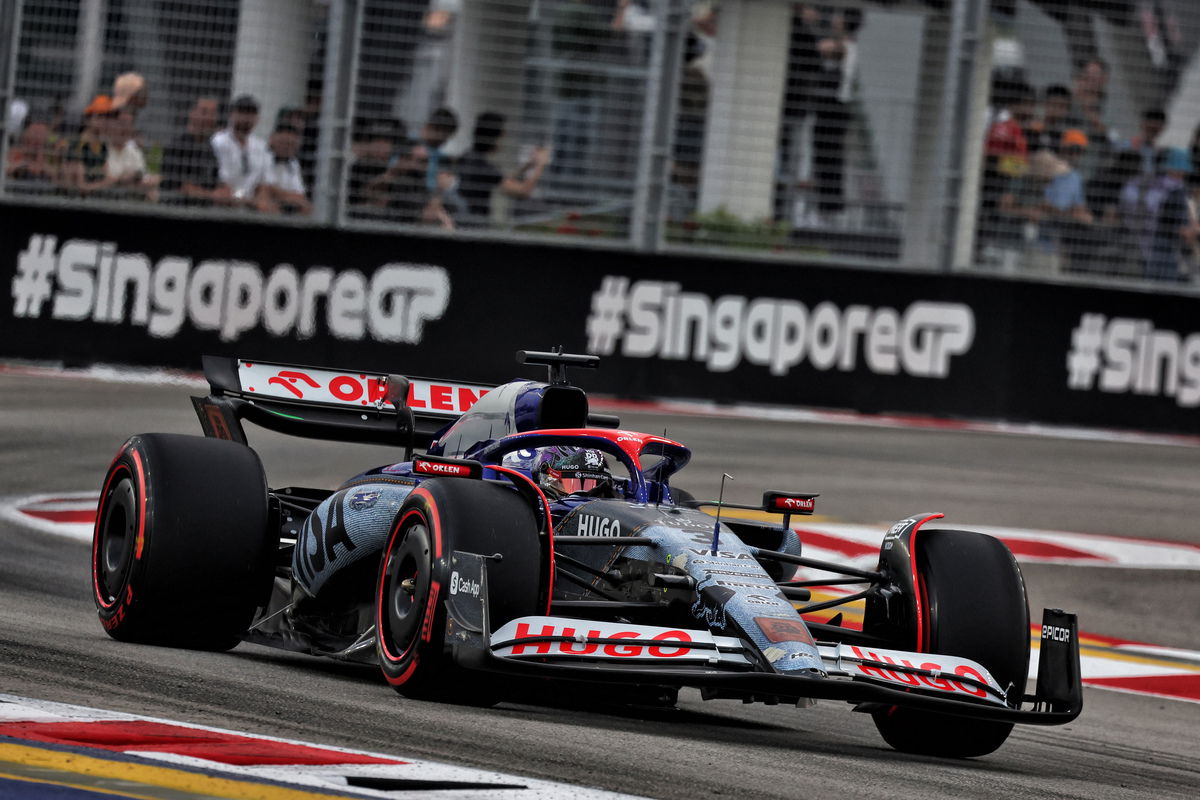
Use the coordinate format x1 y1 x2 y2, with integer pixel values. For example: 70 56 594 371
383 140 431 224
1049 130 1093 223
348 120 404 211
1144 148 1198 281
1127 108 1166 177
985 79 1036 176
211 94 270 205
275 105 312 186
62 95 116 196
1069 58 1108 134
548 0 614 177
275 106 306 134
1000 149 1056 227
161 96 229 206
1048 129 1095 270
455 112 551 224
671 1 717 220
299 80 323 191
613 0 655 33
255 123 311 216
376 140 450 228
111 72 147 116
1068 58 1115 178
1089 150 1142 225
1028 84 1071 153
418 106 458 192
5 98 29 142
999 149 1069 271
809 5 861 223
110 71 160 175
1190 122 1200 192
5 120 56 184
1084 149 1143 274
105 109 159 200
395 1 459 134
977 79 1036 268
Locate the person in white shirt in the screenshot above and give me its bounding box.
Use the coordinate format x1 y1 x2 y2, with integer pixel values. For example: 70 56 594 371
106 110 159 200
255 123 311 216
210 94 270 205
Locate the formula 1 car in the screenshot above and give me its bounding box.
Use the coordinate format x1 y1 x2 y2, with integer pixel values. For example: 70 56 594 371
92 350 1082 758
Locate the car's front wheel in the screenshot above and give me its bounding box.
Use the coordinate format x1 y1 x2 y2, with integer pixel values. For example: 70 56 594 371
868 529 1030 757
375 477 543 704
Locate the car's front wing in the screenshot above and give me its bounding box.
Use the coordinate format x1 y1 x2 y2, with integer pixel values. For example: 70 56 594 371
445 554 1082 726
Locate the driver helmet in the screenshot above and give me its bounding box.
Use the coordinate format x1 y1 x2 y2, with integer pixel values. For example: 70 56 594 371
533 446 615 499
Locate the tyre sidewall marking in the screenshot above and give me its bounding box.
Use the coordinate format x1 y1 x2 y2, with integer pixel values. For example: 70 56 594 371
93 460 139 613
377 488 444 685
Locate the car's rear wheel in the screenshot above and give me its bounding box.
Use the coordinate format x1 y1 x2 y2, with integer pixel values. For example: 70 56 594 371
376 478 543 704
868 529 1030 758
92 433 273 650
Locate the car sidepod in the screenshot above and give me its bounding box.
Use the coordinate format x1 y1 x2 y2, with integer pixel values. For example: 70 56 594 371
293 481 416 598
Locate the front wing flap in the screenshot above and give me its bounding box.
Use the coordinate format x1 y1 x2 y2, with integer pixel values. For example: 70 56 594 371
445 557 1082 726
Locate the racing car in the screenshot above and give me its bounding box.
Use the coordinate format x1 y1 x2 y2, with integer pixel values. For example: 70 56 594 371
92 349 1082 758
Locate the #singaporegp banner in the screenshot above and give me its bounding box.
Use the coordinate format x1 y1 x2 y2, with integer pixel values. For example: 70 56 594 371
2 200 1197 435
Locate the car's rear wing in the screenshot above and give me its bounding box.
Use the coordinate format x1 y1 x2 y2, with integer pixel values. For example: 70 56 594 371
191 356 493 453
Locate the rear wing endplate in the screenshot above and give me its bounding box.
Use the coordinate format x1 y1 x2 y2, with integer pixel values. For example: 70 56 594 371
191 356 492 453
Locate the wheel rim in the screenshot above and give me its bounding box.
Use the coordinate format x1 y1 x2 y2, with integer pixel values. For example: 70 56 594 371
99 477 137 602
382 521 431 659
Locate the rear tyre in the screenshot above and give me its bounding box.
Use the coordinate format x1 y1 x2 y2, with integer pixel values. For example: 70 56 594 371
92 434 273 650
376 478 543 704
870 530 1030 758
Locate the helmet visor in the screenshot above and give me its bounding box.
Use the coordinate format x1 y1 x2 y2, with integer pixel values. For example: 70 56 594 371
558 476 603 495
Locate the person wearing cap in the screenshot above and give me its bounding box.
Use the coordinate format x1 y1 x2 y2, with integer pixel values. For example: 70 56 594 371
62 95 117 195
1145 147 1199 281
1046 129 1093 220
111 72 147 114
1046 129 1096 271
211 94 270 206
1059 129 1089 159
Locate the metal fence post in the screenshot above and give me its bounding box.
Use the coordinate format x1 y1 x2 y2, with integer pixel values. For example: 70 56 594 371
313 0 363 226
937 0 988 273
630 0 687 252
71 0 106 115
0 0 24 198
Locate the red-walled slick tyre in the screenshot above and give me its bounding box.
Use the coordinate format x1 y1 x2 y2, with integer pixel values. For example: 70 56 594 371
376 478 542 704
869 529 1030 758
92 433 273 650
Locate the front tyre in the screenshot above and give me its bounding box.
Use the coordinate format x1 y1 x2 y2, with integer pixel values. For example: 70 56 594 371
92 433 272 650
870 530 1030 758
376 478 542 703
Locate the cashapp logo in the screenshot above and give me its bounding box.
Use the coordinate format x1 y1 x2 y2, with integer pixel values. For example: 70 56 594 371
586 276 974 378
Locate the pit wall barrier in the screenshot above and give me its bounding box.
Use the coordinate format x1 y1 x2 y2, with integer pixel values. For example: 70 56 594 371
2 201 1197 435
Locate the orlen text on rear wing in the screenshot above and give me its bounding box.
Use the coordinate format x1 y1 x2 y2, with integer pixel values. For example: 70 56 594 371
191 356 492 453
